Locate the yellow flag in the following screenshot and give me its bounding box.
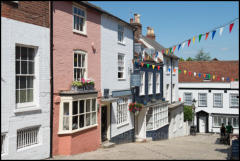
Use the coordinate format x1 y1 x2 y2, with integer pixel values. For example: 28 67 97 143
213 75 215 80
152 65 155 69
166 49 169 54
184 70 187 74
193 36 195 44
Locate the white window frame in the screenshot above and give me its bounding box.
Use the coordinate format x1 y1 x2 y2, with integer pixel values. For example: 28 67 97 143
140 71 145 95
17 126 40 150
72 5 87 35
59 96 98 134
213 93 223 108
73 50 87 81
230 93 239 108
198 93 207 107
184 92 192 106
118 24 124 43
117 97 129 127
156 73 160 93
148 72 153 95
212 115 239 128
146 104 168 131
16 45 36 107
118 53 125 80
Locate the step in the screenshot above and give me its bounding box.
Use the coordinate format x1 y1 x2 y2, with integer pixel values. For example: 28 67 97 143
101 141 115 148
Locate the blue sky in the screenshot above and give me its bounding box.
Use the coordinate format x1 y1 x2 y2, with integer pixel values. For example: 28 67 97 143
90 1 239 60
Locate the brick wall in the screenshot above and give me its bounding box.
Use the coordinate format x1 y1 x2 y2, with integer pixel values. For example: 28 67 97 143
1 1 49 28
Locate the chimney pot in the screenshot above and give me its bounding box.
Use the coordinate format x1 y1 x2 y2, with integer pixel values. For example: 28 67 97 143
130 18 133 23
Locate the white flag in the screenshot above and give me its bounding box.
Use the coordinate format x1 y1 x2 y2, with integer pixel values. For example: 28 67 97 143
222 77 224 81
182 42 186 49
219 27 224 36
194 72 196 77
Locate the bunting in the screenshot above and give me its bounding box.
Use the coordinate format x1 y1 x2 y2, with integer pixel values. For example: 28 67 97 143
229 23 234 33
193 36 195 44
212 30 216 40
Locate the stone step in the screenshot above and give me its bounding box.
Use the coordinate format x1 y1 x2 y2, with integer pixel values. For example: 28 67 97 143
101 141 115 148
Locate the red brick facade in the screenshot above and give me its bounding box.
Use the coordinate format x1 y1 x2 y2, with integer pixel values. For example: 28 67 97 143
1 1 49 28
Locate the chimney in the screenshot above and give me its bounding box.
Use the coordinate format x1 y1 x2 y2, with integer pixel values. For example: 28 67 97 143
146 27 155 40
130 13 142 41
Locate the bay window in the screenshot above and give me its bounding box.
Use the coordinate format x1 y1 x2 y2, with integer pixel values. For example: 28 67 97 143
140 71 145 95
148 72 153 94
117 97 128 125
156 73 160 93
213 115 239 128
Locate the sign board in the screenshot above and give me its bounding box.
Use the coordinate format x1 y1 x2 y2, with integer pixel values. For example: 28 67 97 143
130 73 141 87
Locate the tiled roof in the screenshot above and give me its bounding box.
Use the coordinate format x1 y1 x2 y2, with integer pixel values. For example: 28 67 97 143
179 61 239 83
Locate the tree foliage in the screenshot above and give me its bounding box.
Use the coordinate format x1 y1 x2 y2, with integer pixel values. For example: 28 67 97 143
194 48 211 61
179 57 185 61
186 57 193 61
184 105 193 121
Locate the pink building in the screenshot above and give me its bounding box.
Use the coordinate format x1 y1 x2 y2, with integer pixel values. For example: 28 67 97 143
52 1 101 156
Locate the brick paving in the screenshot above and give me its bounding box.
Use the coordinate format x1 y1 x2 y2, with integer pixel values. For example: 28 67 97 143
50 133 230 160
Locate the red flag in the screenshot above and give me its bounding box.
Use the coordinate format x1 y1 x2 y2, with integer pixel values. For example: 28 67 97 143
205 32 209 40
203 74 206 78
229 23 234 33
173 46 176 53
188 71 191 76
231 78 234 82
217 76 220 81
161 49 164 54
141 62 144 67
188 39 191 47
157 66 160 70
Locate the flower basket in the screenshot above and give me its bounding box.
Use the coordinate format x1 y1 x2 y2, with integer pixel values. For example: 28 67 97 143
129 102 143 115
72 78 95 91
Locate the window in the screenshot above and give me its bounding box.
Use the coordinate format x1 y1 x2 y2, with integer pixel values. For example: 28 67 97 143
16 46 35 104
156 73 160 93
213 93 222 107
184 93 192 106
213 115 239 128
146 103 168 131
148 72 153 94
198 93 207 107
118 54 125 79
17 126 39 149
140 71 145 95
118 24 124 43
1 134 6 154
60 98 97 133
74 51 86 81
230 93 239 107
166 84 169 101
73 6 86 33
117 98 128 125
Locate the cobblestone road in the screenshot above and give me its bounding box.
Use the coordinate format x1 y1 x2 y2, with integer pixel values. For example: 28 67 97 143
51 134 230 160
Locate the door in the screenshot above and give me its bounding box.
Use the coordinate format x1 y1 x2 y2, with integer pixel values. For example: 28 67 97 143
199 116 206 133
101 106 108 142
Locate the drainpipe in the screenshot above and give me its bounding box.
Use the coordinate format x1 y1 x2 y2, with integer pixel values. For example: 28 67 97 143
170 57 172 104
49 1 53 158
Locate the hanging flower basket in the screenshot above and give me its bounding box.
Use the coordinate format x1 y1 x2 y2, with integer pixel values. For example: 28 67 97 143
129 102 143 115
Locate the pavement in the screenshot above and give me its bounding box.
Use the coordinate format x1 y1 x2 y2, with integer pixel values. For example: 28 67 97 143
50 133 230 160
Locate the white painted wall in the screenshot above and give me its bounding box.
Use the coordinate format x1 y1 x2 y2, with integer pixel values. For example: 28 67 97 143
101 15 134 138
1 17 50 159
168 105 185 139
179 82 239 134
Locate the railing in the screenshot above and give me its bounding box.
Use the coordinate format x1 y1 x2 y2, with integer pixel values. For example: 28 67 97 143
17 126 39 149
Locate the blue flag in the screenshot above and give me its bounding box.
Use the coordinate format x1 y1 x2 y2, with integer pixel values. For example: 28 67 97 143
178 44 181 51
198 73 201 77
168 68 171 72
212 30 216 40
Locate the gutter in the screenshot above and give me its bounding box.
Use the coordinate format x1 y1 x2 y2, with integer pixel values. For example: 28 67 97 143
49 1 53 158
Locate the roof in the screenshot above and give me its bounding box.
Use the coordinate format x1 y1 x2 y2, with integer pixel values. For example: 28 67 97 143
78 1 135 30
179 61 239 83
140 35 179 59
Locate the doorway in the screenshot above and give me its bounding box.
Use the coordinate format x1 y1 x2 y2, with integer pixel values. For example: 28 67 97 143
101 105 108 142
196 110 209 133
199 116 206 133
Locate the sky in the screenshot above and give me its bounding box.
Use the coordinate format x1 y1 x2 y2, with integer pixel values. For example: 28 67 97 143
90 1 239 60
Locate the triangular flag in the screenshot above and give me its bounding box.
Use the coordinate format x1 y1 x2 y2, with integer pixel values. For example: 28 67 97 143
212 30 216 40
217 76 220 81
222 77 224 81
166 49 169 54
194 72 196 77
141 62 144 67
226 77 230 81
208 74 211 79
162 49 164 54
193 36 195 44
168 68 171 72
188 39 191 47
173 69 176 73
152 65 155 69
178 44 181 51
229 23 234 33
157 66 160 70
198 73 201 78
179 69 181 73
173 46 176 53
188 71 191 76
205 32 209 40
182 42 186 49
184 70 187 75
203 74 206 78
170 48 172 53
199 34 202 42
219 27 224 36
213 75 215 80
231 78 234 82
147 64 149 68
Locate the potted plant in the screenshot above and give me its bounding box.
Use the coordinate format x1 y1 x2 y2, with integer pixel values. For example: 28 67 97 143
84 79 95 90
129 102 143 116
71 81 79 91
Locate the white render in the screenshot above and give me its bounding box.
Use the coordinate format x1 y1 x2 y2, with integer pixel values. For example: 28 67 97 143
101 14 134 139
1 17 50 159
179 82 239 134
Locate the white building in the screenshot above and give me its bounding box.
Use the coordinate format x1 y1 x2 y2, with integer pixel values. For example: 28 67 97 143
1 1 50 159
100 13 135 144
178 61 239 134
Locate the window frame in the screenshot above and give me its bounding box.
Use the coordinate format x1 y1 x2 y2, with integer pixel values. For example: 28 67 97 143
140 71 145 95
72 5 87 35
1 133 7 155
116 97 129 127
212 115 239 128
148 72 153 95
117 53 125 80
184 92 192 106
213 93 223 108
73 50 87 81
117 24 124 43
229 93 239 108
16 45 36 106
198 93 207 107
59 96 98 134
156 73 160 93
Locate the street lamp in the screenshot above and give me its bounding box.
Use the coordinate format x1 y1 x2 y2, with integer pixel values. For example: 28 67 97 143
192 98 197 135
